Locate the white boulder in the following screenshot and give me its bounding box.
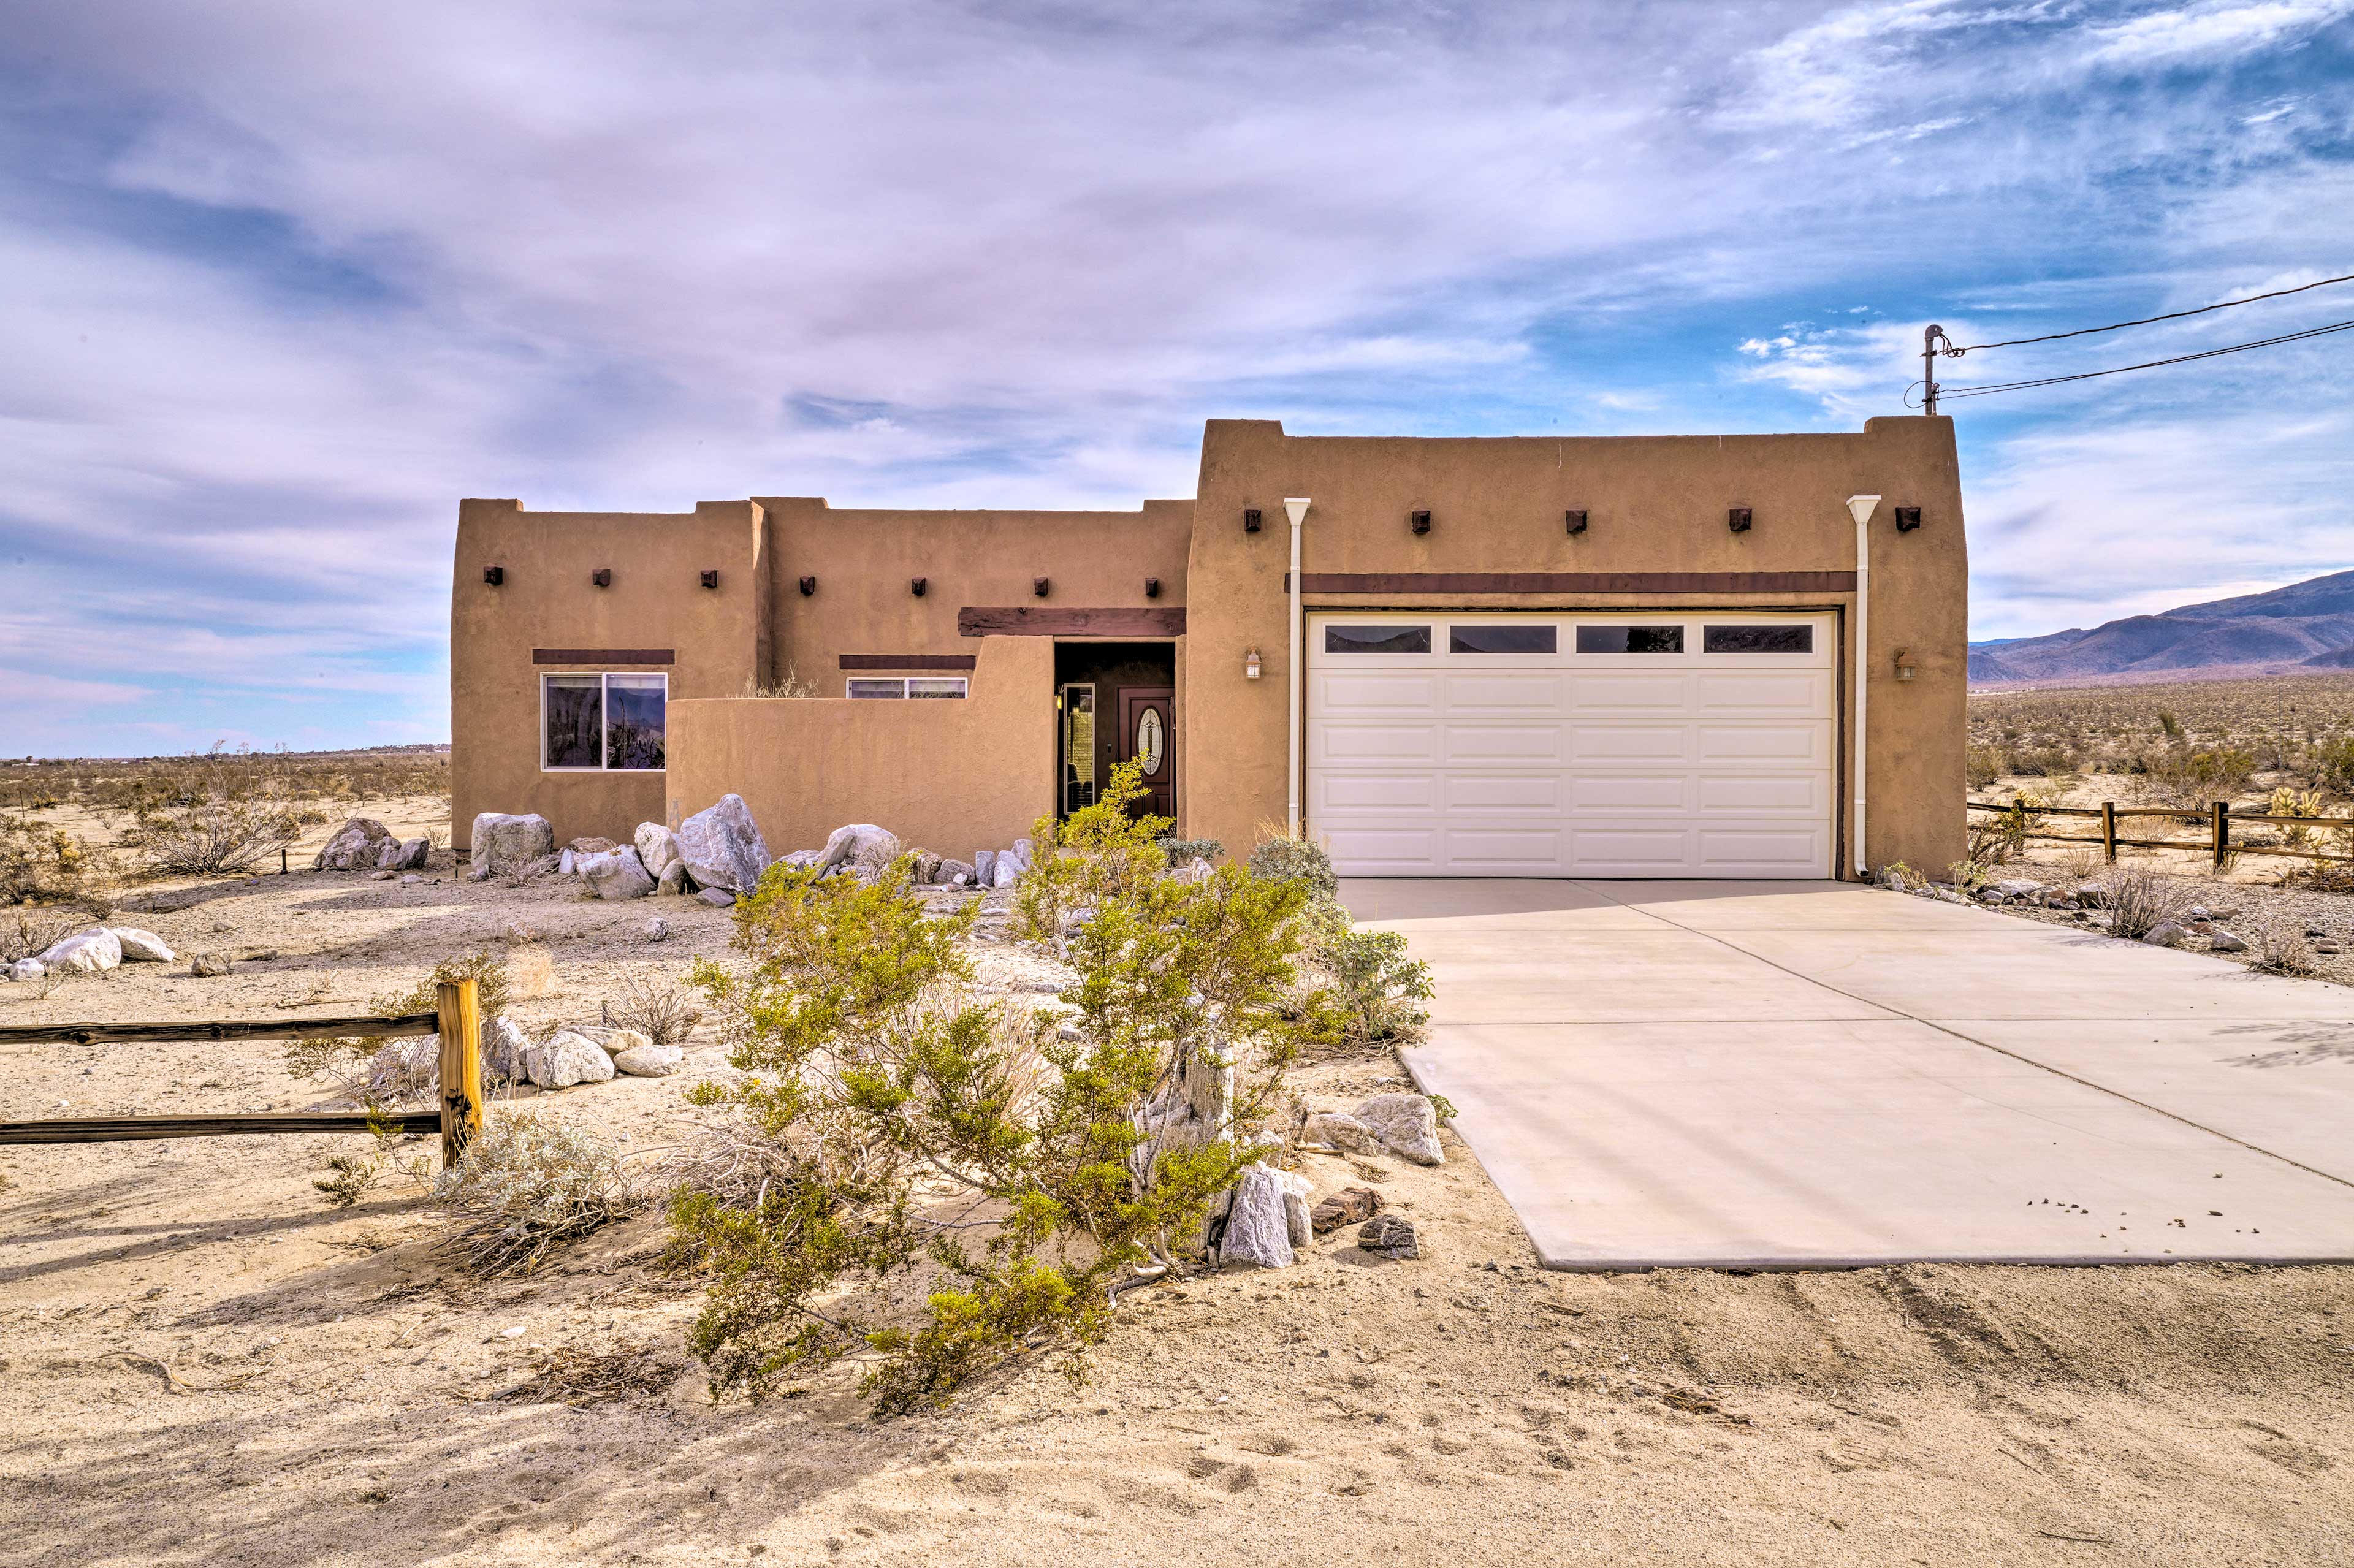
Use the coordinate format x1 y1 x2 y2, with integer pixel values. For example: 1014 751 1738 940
314 817 396 871
520 1029 617 1089
634 823 682 881
579 845 657 900
818 823 895 875
471 813 556 878
676 794 770 894
6 957 42 983
612 1041 684 1077
1219 1163 1299 1269
656 861 690 896
1353 1092 1444 1166
107 927 175 964
993 856 1021 889
481 1016 528 1083
1300 1110 1381 1155
36 928 122 975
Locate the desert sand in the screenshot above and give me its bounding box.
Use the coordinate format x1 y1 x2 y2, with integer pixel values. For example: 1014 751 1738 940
3 801 2351 1565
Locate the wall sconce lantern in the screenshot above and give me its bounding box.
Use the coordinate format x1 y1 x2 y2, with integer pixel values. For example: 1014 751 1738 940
798 575 817 596
1894 648 1916 682
1894 506 1922 533
1144 577 1162 599
1565 509 1588 535
1727 508 1753 533
1243 508 1262 534
700 569 720 590
482 566 504 586
1244 647 1262 680
1034 576 1051 598
1410 509 1431 535
910 577 927 597
592 569 612 588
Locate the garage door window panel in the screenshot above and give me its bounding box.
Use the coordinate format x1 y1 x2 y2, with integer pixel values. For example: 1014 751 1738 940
1450 624 1557 655
1324 625 1431 654
1575 625 1685 655
1703 623 1813 654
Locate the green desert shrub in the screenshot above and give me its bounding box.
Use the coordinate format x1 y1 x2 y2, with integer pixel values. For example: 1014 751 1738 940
1301 899 1433 1048
1247 834 1338 900
666 762 1340 1411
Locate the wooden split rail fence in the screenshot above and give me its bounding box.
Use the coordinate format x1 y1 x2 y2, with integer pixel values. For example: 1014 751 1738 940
0 978 484 1165
1967 799 2354 870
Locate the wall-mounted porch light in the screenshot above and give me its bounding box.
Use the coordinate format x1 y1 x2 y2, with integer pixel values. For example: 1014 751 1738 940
1244 647 1262 679
1894 648 1916 682
483 566 504 586
1244 508 1262 533
1410 509 1431 535
1894 506 1922 533
910 577 927 597
700 569 720 590
592 569 612 588
1727 508 1753 533
1034 576 1051 598
798 575 817 596
1564 509 1588 535
1144 577 1161 599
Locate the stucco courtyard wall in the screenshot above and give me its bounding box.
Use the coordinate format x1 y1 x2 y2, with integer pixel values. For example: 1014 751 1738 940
666 636 1057 865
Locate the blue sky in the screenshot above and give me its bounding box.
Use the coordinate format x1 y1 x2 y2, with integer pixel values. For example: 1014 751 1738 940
4 0 2351 757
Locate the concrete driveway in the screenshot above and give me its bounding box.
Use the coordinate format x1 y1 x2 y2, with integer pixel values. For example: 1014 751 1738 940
1343 879 2354 1269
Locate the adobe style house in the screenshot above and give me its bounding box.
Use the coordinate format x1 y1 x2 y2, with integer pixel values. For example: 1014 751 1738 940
451 415 1965 879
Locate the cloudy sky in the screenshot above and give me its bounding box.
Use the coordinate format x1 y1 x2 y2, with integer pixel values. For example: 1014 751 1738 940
4 1 2352 756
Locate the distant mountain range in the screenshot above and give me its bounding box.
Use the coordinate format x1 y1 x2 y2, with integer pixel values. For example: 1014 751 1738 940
1968 570 2354 686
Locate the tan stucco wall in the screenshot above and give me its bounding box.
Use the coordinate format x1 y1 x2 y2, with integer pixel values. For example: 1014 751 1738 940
753 498 1192 686
451 417 1966 876
449 498 766 849
668 636 1057 862
1179 416 1968 876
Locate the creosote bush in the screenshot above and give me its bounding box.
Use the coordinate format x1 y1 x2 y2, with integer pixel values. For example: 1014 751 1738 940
1 811 116 910
1299 898 1433 1050
116 743 315 875
609 967 701 1046
667 762 1341 1412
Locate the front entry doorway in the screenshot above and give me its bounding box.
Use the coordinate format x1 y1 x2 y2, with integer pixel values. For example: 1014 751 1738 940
1055 641 1177 824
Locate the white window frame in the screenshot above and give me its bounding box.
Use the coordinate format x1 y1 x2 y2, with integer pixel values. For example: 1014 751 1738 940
845 676 969 699
539 671 668 772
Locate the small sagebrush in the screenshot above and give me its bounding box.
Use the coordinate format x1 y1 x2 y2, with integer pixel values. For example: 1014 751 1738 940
609 967 700 1046
1247 834 1338 900
2095 864 2195 940
435 1113 639 1275
1 908 82 966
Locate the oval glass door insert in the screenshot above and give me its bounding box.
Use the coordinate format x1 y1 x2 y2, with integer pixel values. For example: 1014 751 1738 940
1135 706 1165 775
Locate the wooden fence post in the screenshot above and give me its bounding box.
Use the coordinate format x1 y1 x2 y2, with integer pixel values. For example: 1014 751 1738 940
436 978 483 1168
2100 802 2117 865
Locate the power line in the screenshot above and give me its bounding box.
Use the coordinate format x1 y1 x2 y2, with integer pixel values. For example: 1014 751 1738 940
1908 315 2354 405
1948 271 2354 354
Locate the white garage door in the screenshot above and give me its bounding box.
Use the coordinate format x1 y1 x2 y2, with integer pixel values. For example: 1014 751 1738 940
1308 612 1836 878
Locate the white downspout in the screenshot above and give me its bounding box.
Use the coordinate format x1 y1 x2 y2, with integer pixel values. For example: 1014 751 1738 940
1284 497 1311 837
1846 494 1881 880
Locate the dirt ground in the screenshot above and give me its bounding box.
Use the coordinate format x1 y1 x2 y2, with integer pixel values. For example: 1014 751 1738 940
4 804 2353 1565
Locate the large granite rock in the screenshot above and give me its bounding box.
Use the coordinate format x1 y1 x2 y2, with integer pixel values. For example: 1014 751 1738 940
520 1029 616 1089
634 823 682 881
657 861 690 896
818 823 895 875
315 818 396 871
1354 1092 1444 1166
36 928 121 974
1219 1162 1300 1269
1300 1110 1380 1155
107 927 175 964
471 813 556 878
613 1040 684 1077
580 845 657 900
481 1016 528 1083
676 794 770 894
973 850 997 886
7 958 44 983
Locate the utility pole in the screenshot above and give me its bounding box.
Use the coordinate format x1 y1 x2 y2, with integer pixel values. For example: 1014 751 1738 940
1922 324 1956 415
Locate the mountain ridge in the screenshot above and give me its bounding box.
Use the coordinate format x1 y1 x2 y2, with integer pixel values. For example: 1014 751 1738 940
1968 569 2354 685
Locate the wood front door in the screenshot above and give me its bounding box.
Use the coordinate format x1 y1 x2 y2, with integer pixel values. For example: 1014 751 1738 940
1115 687 1175 821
